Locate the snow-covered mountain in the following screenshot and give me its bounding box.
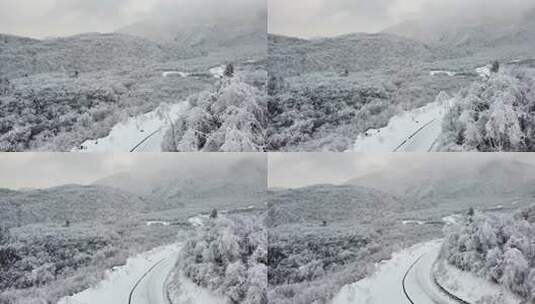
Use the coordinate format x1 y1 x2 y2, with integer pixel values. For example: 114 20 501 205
267 184 403 227
348 159 535 205
116 5 266 61
268 32 434 76
0 32 173 78
94 157 267 205
0 184 153 227
383 8 535 51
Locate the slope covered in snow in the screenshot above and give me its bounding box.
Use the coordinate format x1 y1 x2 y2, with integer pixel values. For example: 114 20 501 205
75 101 189 152
352 99 450 152
331 240 451 304
59 244 181 304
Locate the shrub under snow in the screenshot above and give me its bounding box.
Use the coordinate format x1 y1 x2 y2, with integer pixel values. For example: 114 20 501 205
438 66 535 151
175 215 267 304
162 72 267 152
441 206 535 301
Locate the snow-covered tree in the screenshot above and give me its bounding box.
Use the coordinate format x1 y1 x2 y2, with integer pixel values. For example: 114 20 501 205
162 73 267 152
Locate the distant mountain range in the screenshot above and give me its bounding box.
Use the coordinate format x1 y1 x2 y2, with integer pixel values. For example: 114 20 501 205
267 184 402 227
347 158 535 205
269 7 535 77
0 6 266 79
269 32 434 76
94 157 267 206
383 8 535 51
0 184 152 227
0 32 172 78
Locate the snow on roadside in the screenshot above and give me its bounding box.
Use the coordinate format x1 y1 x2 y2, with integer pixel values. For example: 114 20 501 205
434 259 522 304
352 100 448 152
162 71 190 78
167 272 229 304
74 102 188 152
209 66 225 79
402 220 426 225
146 221 171 226
58 244 181 304
330 240 441 304
442 215 462 225
476 65 491 78
430 70 457 76
187 215 209 228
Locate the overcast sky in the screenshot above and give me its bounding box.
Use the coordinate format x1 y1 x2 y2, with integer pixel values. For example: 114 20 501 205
0 0 262 39
268 0 535 38
0 153 264 190
268 153 535 189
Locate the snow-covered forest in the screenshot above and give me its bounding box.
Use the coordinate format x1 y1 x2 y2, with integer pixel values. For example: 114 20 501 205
267 4 535 151
173 214 267 303
162 69 267 152
0 154 267 303
266 153 535 304
441 205 535 301
0 0 266 152
438 65 535 151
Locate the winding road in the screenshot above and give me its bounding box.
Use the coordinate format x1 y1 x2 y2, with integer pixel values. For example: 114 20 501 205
401 245 461 304
353 101 448 153
128 254 178 304
331 240 465 304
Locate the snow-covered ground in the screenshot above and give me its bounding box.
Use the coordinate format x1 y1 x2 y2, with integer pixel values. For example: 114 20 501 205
434 258 522 304
168 273 229 304
430 70 457 76
332 238 521 304
58 244 181 304
402 220 426 225
187 214 209 228
442 214 462 225
209 65 225 79
352 100 450 152
74 102 189 152
162 71 190 78
331 240 448 304
146 221 171 226
476 65 491 78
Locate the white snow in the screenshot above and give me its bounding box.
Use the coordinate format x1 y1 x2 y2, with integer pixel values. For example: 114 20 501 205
162 71 190 78
187 215 209 228
58 243 181 304
434 259 522 304
169 273 229 304
352 100 450 152
476 65 491 78
74 102 188 152
442 215 462 225
146 221 171 226
402 220 426 225
430 70 457 76
331 240 445 304
209 66 225 79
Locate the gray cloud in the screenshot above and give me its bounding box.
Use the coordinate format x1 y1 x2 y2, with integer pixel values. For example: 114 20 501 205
268 153 535 189
0 0 264 39
0 153 265 190
268 0 535 38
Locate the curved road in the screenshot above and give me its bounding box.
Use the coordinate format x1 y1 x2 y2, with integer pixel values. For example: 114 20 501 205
393 119 441 152
129 252 179 304
402 244 463 304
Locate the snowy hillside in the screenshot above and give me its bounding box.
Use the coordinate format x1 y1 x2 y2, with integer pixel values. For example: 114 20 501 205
348 157 535 205
0 184 153 227
383 9 535 52
268 33 434 77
